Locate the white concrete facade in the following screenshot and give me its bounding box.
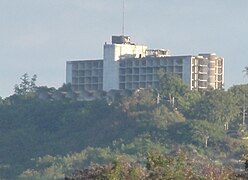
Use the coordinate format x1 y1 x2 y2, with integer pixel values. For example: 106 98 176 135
66 35 224 93
103 37 147 91
66 60 103 91
118 55 218 91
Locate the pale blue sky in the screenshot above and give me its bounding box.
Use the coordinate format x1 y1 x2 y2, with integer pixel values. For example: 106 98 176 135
1 0 248 97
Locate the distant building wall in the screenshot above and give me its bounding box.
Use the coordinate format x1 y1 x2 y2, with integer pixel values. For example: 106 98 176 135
199 53 224 89
66 61 73 84
182 56 192 88
103 44 120 91
66 35 224 95
119 56 194 90
67 60 103 92
103 40 147 91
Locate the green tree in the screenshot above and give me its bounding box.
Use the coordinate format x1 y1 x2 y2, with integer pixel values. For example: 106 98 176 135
14 73 37 97
146 151 196 179
176 90 202 118
228 84 248 107
167 120 225 148
188 120 225 148
243 66 248 78
192 90 239 126
158 69 189 101
228 84 248 128
120 89 156 120
152 104 185 129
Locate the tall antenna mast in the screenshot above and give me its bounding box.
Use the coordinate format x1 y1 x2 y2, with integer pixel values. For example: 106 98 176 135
122 0 125 36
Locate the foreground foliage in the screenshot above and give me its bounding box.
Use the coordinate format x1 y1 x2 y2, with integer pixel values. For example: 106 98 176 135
0 74 248 179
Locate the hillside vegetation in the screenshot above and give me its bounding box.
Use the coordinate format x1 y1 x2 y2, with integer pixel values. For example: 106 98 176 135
0 73 248 179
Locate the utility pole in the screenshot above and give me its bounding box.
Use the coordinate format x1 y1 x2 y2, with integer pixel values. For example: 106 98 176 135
156 92 160 104
243 94 246 127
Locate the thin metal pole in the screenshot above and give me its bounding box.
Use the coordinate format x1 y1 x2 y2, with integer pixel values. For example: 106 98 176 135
122 0 125 36
243 94 246 126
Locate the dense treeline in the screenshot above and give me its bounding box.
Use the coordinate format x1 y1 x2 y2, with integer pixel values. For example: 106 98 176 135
0 73 248 179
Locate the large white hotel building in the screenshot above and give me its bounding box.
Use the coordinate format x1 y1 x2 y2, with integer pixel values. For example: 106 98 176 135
66 35 224 94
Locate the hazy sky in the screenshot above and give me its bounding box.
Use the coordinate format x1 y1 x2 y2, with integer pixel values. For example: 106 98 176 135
1 0 248 97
